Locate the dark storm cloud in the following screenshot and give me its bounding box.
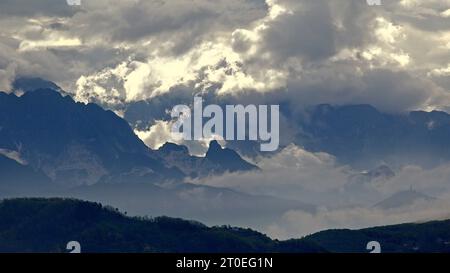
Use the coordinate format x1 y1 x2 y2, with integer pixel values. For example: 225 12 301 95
262 0 337 62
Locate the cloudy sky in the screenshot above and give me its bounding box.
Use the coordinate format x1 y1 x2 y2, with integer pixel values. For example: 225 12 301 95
0 0 449 113
1 0 450 238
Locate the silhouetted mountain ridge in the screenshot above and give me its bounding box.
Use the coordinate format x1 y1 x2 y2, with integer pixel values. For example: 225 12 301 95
12 77 63 94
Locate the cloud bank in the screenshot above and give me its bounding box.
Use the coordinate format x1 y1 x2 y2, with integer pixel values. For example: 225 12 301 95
0 0 448 113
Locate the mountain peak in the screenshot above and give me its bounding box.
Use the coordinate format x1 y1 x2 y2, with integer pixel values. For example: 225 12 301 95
158 142 189 155
12 77 62 93
205 140 258 172
0 88 184 186
156 140 258 177
22 87 65 99
207 140 222 154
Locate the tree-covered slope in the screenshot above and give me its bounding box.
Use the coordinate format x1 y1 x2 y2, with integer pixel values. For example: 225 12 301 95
2 198 450 253
0 198 323 253
305 220 450 253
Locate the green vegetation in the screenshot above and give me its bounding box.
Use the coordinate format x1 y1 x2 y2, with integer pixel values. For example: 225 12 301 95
0 198 323 253
1 198 450 253
305 221 450 253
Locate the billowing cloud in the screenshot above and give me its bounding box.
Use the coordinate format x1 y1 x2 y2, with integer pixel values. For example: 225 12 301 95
187 144 450 239
0 0 448 113
188 145 350 203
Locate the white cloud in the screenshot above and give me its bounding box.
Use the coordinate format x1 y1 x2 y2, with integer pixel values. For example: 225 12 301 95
265 198 450 239
134 119 218 156
134 120 175 150
0 0 448 113
186 145 450 239
188 145 350 204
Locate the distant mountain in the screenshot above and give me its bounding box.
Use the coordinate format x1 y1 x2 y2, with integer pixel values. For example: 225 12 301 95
0 89 182 187
67 181 313 228
0 88 258 188
0 198 324 253
206 140 259 172
157 141 258 178
0 86 287 228
297 104 450 168
125 100 450 169
374 189 435 210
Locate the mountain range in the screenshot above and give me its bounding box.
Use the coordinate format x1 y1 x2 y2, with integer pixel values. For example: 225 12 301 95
11 77 450 171
297 104 450 168
0 87 257 189
0 85 300 228
2 78 450 251
123 91 450 169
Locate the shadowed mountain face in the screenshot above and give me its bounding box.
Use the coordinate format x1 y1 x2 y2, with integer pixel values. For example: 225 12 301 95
206 141 259 172
157 141 258 178
0 155 56 196
297 104 450 168
0 88 259 188
0 89 182 187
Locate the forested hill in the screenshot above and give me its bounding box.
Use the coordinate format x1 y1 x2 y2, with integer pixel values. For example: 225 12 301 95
0 198 323 253
1 198 450 253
